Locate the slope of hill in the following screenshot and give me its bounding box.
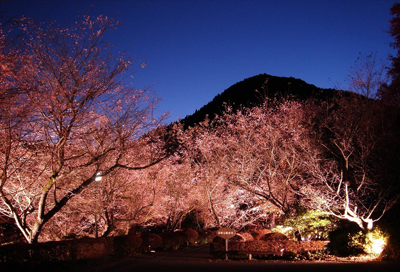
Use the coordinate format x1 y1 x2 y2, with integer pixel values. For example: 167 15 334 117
180 73 337 128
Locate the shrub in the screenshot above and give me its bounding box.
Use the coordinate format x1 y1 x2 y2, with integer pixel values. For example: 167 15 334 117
158 232 185 251
250 228 271 240
210 239 327 259
197 229 216 244
273 208 337 241
175 228 199 245
0 237 113 263
364 228 388 256
260 232 288 241
70 237 112 260
328 221 363 256
113 235 142 256
140 233 162 252
379 203 400 260
348 227 388 257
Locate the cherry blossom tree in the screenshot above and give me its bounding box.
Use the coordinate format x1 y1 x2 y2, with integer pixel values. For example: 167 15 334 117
300 93 400 231
181 100 319 230
182 94 399 232
182 122 238 229
0 15 171 243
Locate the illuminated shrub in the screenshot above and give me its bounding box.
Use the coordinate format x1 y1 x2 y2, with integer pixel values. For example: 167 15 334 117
210 239 328 259
273 209 337 241
357 228 388 256
345 227 388 257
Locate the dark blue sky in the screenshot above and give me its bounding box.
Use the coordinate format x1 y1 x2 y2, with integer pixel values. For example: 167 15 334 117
1 0 397 122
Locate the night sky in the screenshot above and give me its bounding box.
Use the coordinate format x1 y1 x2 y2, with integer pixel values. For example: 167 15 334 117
0 0 397 122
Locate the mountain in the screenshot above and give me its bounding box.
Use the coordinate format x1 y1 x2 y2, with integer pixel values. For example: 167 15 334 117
180 73 338 128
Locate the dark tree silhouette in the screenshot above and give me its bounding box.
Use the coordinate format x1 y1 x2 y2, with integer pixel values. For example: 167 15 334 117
379 3 400 104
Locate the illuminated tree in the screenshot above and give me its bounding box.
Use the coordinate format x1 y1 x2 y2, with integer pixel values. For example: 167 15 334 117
183 122 247 229
44 131 172 240
0 15 170 243
183 100 320 230
304 3 399 231
300 93 400 231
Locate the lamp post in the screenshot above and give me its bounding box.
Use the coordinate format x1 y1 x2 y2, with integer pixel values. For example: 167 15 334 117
94 172 102 238
95 172 102 182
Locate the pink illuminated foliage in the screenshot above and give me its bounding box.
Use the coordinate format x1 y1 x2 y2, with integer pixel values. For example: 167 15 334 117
2 13 399 245
0 15 171 243
180 100 319 230
180 95 399 231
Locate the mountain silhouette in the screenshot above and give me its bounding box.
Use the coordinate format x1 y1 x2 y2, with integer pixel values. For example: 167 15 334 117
180 73 337 128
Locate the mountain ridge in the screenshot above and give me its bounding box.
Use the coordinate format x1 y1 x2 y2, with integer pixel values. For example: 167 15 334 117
180 73 338 128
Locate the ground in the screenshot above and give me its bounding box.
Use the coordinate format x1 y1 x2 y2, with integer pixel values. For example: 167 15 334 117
1 244 399 272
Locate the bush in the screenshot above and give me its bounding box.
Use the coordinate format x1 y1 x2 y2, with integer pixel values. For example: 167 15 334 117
0 237 114 263
113 234 142 256
250 229 271 240
158 232 185 251
379 203 400 260
140 232 162 253
210 239 328 259
348 227 388 257
328 221 363 256
175 228 199 245
70 237 112 260
260 232 288 241
0 222 24 245
273 208 337 241
197 229 216 244
364 228 388 256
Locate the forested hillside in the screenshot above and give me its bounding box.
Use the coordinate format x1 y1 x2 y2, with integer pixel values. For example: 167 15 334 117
181 73 338 128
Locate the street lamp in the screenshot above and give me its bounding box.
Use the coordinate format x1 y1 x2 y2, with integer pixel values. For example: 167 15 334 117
94 172 102 238
95 172 102 182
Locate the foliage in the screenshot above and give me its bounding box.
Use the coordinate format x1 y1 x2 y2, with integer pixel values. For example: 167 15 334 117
1 4 400 246
345 52 388 99
379 3 400 105
328 221 364 256
300 91 400 231
273 208 337 241
0 14 170 243
364 228 388 256
211 239 328 260
349 227 388 257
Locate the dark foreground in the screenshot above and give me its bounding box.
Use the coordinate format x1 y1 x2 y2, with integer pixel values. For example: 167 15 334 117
1 245 399 272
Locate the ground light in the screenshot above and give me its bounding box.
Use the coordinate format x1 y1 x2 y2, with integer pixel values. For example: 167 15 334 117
364 228 388 256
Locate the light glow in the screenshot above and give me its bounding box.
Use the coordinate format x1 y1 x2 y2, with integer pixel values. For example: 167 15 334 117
364 228 388 256
370 237 386 255
95 172 102 181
